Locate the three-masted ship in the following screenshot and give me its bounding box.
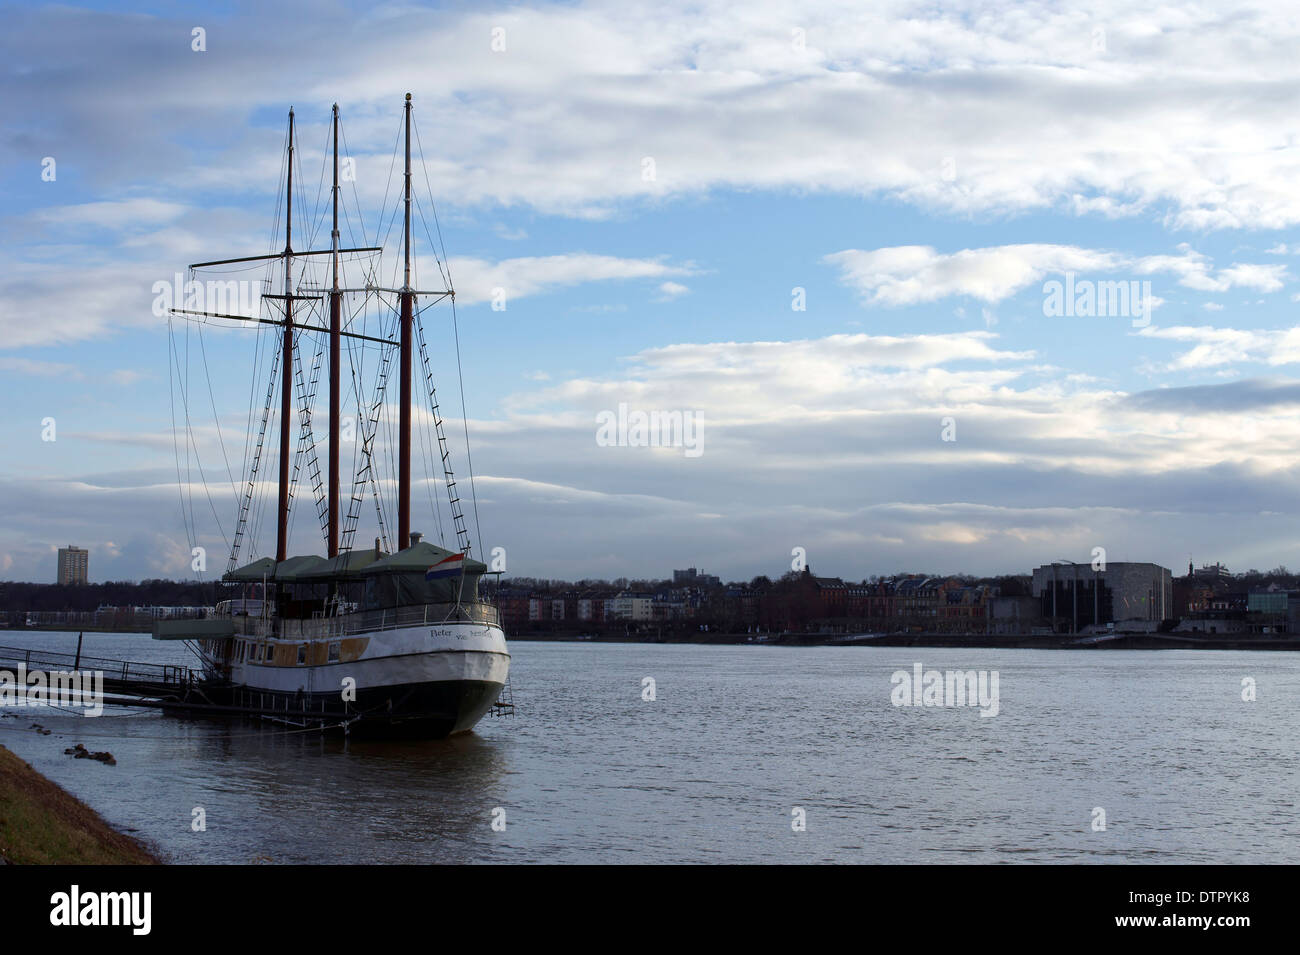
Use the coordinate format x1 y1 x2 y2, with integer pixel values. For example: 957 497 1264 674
155 95 509 738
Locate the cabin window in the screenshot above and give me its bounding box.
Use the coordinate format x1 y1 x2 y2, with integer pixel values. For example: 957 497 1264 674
297 645 307 665
328 642 340 663
264 644 273 665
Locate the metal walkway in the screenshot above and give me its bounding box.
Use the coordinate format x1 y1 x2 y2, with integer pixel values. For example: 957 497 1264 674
0 643 199 699
0 644 306 719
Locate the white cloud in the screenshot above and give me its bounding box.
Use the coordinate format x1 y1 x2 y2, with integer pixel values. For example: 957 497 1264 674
13 3 1300 579
1136 323 1300 370
34 199 187 230
825 244 1120 306
10 2 1300 226
0 248 692 347
0 357 82 378
1217 263 1288 292
447 254 694 305
656 281 690 301
828 242 1289 307
8 326 1300 580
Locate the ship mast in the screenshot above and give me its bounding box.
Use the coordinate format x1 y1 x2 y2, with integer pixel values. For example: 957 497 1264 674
277 108 296 564
174 106 385 574
398 93 413 551
328 104 341 558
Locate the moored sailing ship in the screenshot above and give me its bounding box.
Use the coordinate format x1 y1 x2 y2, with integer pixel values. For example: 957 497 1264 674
157 95 509 738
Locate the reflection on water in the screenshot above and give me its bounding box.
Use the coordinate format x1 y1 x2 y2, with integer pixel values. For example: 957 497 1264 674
0 630 515 864
2 631 1299 863
0 704 516 864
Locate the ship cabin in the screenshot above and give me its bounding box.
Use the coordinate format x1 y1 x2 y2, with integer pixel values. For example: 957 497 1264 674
154 539 498 660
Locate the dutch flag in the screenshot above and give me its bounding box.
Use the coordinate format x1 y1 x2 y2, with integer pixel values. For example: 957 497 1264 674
425 552 467 581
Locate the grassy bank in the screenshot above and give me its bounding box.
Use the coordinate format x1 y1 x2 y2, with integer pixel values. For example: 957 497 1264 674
0 743 158 864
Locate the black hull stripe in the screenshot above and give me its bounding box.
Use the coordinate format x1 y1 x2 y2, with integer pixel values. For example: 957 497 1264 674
182 679 504 739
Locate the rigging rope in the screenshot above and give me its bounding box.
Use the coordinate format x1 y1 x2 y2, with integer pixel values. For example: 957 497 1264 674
412 112 484 559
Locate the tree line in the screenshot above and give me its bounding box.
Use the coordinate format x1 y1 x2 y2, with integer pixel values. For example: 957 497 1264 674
0 580 222 613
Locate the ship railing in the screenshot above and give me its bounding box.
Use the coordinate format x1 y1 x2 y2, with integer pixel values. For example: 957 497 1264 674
0 644 198 687
236 602 501 640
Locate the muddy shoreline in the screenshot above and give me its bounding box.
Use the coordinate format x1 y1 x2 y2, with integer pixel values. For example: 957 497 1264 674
0 742 158 865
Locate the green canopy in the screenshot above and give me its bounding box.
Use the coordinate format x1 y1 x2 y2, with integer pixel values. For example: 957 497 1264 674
223 544 488 609
271 554 331 582
359 541 487 577
222 554 331 583
223 556 277 582
358 542 487 610
296 549 386 581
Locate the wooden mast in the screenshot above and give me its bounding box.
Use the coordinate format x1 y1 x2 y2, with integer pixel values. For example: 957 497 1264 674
328 103 341 558
276 108 295 564
398 93 413 551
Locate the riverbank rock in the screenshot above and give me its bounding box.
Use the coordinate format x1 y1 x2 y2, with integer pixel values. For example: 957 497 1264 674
0 743 155 863
63 744 116 766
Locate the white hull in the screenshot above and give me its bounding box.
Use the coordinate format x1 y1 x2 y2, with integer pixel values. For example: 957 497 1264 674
214 621 510 695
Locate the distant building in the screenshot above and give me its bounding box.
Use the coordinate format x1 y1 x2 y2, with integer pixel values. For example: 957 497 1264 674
1031 562 1172 631
577 594 609 623
941 584 989 628
1288 595 1300 635
894 577 946 621
57 545 88 585
988 595 1045 635
1176 591 1251 634
1247 590 1288 615
493 589 532 631
652 595 687 621
672 567 721 589
812 576 848 615
608 592 654 622
1192 562 1233 582
130 605 211 620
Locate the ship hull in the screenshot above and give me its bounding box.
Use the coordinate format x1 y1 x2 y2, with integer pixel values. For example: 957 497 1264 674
220 676 504 738
204 620 510 739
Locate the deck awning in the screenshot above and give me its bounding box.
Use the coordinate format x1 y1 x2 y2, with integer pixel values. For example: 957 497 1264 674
358 541 487 577
222 554 333 583
222 556 278 582
295 549 387 581
355 542 488 609
269 555 331 581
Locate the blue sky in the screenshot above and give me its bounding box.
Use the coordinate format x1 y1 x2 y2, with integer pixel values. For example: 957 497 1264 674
5 0 1300 583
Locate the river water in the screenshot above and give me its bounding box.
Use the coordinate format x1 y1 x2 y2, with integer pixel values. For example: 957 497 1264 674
0 630 1295 863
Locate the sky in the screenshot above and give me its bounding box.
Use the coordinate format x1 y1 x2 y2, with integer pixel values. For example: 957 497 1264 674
4 0 1300 584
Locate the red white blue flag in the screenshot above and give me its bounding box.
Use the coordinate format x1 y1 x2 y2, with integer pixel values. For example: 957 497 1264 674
425 552 467 580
